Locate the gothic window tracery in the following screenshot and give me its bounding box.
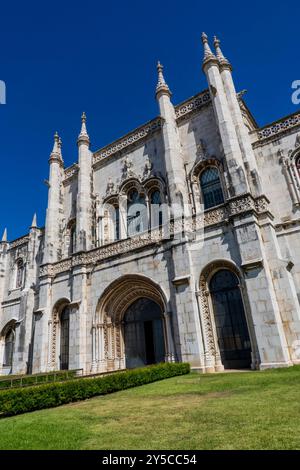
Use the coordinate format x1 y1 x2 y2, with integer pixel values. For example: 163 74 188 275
127 189 147 237
150 189 163 228
200 167 224 210
3 327 15 367
16 258 24 289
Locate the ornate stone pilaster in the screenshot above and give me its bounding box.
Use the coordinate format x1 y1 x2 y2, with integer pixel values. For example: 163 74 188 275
163 312 176 362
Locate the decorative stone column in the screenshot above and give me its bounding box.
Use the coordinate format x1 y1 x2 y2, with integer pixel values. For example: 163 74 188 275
163 312 176 362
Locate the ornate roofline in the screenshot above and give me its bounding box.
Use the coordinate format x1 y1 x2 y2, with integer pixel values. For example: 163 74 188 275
8 235 29 249
175 89 211 122
93 117 162 165
63 163 79 185
253 109 300 146
92 89 212 165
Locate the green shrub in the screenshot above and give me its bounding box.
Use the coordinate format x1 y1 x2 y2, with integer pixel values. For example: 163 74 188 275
0 362 190 417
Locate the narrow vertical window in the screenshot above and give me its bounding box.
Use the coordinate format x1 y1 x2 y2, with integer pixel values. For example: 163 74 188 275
200 167 224 209
150 190 162 228
115 206 120 241
127 190 147 236
16 259 24 289
69 223 76 255
4 328 15 367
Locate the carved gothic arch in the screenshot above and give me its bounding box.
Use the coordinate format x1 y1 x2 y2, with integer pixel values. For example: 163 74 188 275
191 156 223 182
49 298 71 370
0 319 17 339
96 274 167 324
93 274 172 373
0 319 17 373
280 145 300 206
190 157 227 213
198 259 258 370
119 177 145 196
143 176 166 199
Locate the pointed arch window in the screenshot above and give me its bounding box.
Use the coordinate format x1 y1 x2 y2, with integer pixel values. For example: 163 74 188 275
3 327 15 367
16 259 24 289
150 190 163 228
200 167 224 210
127 190 147 237
115 205 120 241
67 220 76 255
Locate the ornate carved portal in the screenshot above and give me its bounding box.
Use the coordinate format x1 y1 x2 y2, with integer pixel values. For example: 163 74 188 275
94 275 175 373
48 299 72 371
198 260 255 372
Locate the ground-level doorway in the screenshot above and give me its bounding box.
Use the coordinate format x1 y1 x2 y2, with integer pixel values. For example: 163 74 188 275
124 298 165 368
210 269 252 369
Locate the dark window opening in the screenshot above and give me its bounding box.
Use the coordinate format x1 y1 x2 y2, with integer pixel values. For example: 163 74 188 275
200 167 224 210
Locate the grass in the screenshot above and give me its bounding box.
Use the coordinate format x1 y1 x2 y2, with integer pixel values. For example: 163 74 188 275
0 366 300 450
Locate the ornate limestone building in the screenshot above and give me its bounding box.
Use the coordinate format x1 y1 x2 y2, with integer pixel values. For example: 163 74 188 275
1 34 300 376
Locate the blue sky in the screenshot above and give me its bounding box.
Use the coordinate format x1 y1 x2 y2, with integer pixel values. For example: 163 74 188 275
1 0 299 240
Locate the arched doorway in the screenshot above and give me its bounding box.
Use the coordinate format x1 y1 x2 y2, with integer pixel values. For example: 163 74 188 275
3 327 15 372
210 269 251 369
60 306 70 370
124 298 165 368
95 275 175 373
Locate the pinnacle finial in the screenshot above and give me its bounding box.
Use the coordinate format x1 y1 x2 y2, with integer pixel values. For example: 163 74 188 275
213 35 231 68
31 213 37 229
78 111 90 145
201 32 217 66
58 136 62 157
50 132 61 158
156 61 171 97
1 228 7 242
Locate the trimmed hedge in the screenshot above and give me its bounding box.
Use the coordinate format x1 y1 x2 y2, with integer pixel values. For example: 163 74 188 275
0 362 190 417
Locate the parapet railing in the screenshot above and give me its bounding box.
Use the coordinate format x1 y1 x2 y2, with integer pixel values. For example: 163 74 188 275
0 368 83 390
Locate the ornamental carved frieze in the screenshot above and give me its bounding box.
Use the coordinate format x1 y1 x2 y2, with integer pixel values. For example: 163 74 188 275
9 237 29 250
143 157 153 179
39 194 269 278
229 195 253 215
204 206 227 225
63 164 79 184
175 90 211 122
257 112 300 142
93 118 162 163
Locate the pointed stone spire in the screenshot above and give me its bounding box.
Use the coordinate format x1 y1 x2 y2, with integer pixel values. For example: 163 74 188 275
1 228 7 242
58 136 63 158
51 132 59 155
78 112 90 145
156 61 171 97
49 132 63 164
201 32 217 68
31 213 37 229
213 36 231 69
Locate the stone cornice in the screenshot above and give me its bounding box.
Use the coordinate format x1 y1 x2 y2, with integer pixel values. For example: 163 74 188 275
8 236 29 250
63 163 79 184
39 193 270 278
175 90 211 123
93 117 162 165
253 110 300 146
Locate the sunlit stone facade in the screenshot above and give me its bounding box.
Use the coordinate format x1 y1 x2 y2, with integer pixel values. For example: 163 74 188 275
1 35 300 376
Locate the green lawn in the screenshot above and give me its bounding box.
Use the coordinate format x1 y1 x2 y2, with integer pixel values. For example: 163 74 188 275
0 366 300 450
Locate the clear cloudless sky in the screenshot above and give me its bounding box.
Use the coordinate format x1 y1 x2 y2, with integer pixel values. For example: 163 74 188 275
1 0 300 240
